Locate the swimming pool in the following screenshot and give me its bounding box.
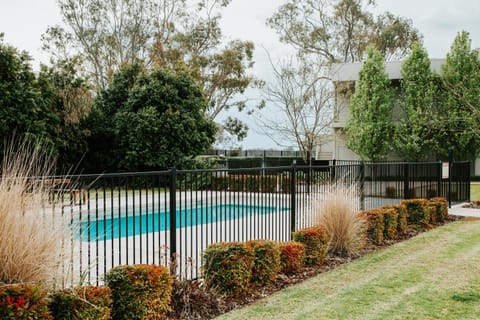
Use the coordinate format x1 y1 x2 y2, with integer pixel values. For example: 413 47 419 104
79 204 288 241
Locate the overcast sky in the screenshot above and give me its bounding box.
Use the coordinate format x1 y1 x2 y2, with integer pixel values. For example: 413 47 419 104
1 0 479 149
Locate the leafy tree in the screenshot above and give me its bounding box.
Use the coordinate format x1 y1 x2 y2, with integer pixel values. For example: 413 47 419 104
37 58 94 172
86 65 217 172
260 57 333 163
395 42 438 160
0 35 55 153
268 0 421 62
43 0 260 142
345 46 394 161
440 31 480 161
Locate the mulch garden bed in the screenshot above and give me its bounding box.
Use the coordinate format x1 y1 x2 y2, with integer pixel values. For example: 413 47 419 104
168 215 464 320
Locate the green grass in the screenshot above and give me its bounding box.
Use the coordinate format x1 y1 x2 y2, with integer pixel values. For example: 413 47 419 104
471 183 480 201
218 221 480 320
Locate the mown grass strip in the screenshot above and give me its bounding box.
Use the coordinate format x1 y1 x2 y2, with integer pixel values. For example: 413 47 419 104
218 221 480 320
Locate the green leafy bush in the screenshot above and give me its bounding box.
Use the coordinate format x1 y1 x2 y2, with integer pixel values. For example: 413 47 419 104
0 284 52 320
429 197 448 222
402 199 429 227
361 209 384 245
382 208 398 240
383 204 408 236
247 240 281 287
49 286 111 320
202 242 254 299
292 227 329 266
279 242 305 274
105 264 172 320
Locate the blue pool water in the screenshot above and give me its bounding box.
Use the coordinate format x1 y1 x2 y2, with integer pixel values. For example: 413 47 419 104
79 204 288 241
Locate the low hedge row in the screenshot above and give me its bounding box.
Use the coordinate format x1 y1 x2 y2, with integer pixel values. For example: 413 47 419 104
201 233 323 298
49 286 111 320
361 197 449 245
0 284 52 320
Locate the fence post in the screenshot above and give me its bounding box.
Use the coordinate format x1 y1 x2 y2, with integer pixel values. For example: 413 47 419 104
467 161 471 203
330 159 336 182
360 161 365 211
437 161 442 198
290 160 297 236
403 163 409 199
169 168 177 271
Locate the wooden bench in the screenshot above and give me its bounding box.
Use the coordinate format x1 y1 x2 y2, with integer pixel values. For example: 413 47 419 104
44 178 87 205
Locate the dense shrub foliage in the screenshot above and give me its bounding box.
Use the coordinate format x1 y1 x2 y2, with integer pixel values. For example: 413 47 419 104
402 199 430 227
0 284 52 320
362 209 385 245
383 204 408 236
382 208 398 240
202 242 254 298
279 242 306 274
49 286 111 320
429 197 448 223
105 264 172 320
247 240 281 286
292 227 329 266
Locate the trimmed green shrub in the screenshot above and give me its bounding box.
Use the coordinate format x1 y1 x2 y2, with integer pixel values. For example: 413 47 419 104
292 227 329 266
429 197 448 222
383 204 408 236
0 284 52 319
427 205 437 225
105 264 172 320
402 199 429 227
382 208 398 240
279 242 305 274
202 242 254 298
361 209 384 245
247 240 281 287
49 286 111 320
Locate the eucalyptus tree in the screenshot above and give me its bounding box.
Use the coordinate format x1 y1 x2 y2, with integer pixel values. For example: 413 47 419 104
260 56 333 163
268 0 421 63
345 46 394 161
43 0 260 141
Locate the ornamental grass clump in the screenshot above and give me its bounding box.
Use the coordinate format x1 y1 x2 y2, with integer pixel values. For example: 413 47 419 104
315 184 364 257
0 140 71 288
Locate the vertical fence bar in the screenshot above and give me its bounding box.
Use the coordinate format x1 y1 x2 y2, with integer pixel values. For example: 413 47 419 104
290 161 297 236
169 168 177 270
403 163 409 200
360 162 365 211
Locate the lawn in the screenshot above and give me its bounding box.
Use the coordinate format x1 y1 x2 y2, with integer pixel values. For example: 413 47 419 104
471 183 480 201
218 220 480 320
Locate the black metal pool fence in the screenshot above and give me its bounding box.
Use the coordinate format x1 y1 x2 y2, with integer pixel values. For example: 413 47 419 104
46 160 470 285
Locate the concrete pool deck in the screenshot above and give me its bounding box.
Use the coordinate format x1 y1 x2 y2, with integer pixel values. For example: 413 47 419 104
449 203 480 218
